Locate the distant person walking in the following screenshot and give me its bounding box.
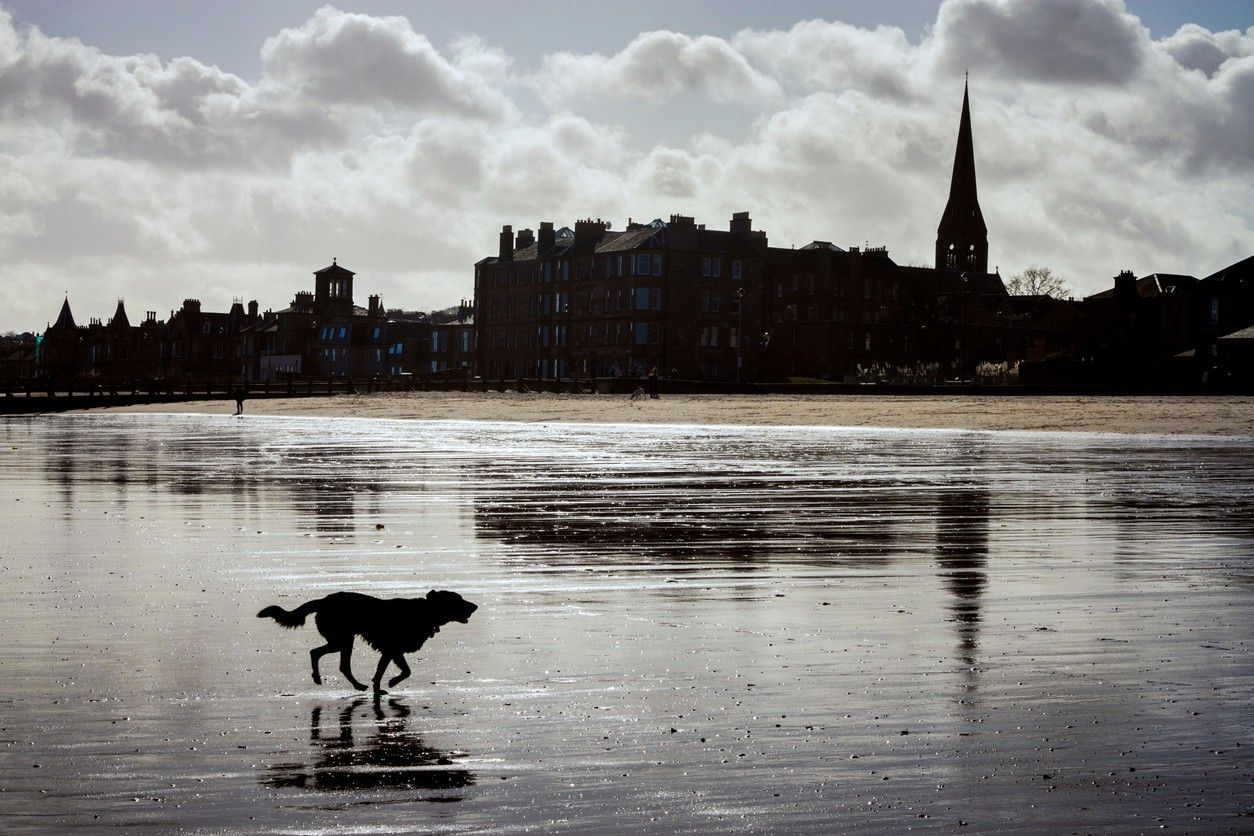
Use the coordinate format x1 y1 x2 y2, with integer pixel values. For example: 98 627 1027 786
234 384 246 415
647 367 660 400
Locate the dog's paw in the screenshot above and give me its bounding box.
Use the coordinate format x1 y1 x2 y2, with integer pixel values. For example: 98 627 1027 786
387 677 404 688
311 673 322 685
352 682 368 692
373 686 389 696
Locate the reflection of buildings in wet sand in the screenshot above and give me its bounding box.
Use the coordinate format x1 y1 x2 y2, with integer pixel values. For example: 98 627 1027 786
42 423 154 514
469 465 929 568
36 422 400 537
264 697 474 796
934 484 989 674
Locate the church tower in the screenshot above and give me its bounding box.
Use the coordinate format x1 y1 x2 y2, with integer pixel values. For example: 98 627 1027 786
935 78 988 272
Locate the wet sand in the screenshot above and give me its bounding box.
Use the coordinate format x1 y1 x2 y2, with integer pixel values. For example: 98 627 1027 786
74 391 1254 436
1 415 1252 832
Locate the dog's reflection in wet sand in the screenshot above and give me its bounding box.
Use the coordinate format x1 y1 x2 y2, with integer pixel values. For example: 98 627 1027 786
264 697 474 798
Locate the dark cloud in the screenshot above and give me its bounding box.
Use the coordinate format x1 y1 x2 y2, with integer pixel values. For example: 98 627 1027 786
935 0 1147 84
1159 23 1254 77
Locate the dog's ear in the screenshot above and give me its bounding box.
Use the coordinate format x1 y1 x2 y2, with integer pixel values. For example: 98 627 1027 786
426 589 438 599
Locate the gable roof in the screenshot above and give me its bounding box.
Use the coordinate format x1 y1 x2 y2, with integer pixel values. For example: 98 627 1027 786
52 297 76 330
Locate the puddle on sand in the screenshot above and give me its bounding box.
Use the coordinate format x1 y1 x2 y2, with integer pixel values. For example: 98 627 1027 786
1 414 1252 833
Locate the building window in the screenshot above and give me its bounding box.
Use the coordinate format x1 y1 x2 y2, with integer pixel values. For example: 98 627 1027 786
652 254 662 276
338 326 347 338
1209 297 1220 324
633 287 650 310
864 332 872 352
732 260 742 280
712 259 721 278
636 254 650 275
633 322 649 345
702 257 711 277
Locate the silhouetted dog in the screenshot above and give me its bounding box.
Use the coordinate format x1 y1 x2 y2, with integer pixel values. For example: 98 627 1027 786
258 590 477 694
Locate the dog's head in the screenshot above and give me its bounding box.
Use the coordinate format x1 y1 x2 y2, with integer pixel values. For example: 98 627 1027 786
425 589 478 625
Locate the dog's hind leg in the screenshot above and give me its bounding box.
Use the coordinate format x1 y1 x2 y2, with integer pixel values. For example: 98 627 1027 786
338 640 369 691
310 642 338 685
387 655 411 689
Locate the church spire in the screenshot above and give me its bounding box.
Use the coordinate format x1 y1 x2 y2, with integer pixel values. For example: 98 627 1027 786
936 77 988 272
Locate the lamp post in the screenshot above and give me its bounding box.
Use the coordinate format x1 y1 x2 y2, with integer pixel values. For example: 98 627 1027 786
735 287 745 384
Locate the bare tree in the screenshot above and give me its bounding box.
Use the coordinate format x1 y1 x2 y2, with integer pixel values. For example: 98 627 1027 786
1005 266 1070 298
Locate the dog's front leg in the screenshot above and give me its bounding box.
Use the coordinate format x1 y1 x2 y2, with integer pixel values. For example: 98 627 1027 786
387 655 411 689
371 654 392 695
339 642 368 691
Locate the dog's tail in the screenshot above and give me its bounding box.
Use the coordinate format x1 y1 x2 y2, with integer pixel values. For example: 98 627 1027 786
257 598 323 629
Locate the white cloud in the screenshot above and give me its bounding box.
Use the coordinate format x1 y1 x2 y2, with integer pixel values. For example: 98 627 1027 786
535 30 781 106
259 6 515 121
0 1 1251 334
734 19 918 99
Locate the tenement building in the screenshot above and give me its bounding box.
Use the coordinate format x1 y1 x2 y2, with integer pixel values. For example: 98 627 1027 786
474 213 768 382
473 82 1008 383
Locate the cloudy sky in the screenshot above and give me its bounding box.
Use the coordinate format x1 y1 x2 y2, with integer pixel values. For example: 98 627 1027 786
1 0 1251 332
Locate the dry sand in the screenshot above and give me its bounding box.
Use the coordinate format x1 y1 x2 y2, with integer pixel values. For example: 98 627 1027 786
75 391 1254 436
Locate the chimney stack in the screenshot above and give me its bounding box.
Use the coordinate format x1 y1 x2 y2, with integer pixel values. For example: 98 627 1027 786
1114 270 1136 302
730 211 752 236
574 218 609 248
516 228 535 250
248 300 258 318
538 221 555 253
368 294 381 318
498 225 515 261
183 298 201 314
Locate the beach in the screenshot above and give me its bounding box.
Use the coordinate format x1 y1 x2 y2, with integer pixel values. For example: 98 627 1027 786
2 414 1251 832
71 391 1254 436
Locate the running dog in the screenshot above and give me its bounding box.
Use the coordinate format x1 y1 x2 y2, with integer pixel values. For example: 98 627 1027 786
258 590 477 694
